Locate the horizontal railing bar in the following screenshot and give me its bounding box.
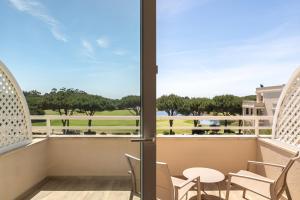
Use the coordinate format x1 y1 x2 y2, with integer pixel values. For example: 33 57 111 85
30 115 140 120
30 115 273 121
157 116 273 120
32 126 272 131
32 126 140 130
157 126 272 130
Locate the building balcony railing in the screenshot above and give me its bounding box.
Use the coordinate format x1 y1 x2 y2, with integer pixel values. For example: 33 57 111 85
242 100 265 108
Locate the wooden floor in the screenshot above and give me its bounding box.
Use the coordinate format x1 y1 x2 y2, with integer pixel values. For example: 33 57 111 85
24 177 270 200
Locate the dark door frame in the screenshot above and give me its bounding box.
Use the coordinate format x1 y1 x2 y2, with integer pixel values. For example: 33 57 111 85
141 0 156 199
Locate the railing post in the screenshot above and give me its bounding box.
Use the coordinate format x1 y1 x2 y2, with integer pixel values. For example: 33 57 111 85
255 117 259 136
46 118 51 137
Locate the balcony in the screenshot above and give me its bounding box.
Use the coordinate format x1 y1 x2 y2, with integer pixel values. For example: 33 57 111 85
1 124 299 199
242 101 265 109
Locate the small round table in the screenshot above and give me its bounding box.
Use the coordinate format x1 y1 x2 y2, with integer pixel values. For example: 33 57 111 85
183 167 225 200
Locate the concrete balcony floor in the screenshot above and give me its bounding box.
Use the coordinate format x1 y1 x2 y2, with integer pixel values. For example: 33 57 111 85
23 177 271 200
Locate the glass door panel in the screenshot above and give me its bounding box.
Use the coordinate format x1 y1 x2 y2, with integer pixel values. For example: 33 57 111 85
0 0 158 199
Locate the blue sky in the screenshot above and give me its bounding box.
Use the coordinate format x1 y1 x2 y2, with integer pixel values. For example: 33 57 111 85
1 0 300 98
157 0 300 97
0 0 140 98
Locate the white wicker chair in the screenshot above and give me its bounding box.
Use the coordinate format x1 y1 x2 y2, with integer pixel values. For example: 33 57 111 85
226 66 300 200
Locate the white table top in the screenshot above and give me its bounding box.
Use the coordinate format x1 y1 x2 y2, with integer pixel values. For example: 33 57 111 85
183 167 225 183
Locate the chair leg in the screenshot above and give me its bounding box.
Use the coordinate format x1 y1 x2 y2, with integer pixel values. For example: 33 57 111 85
285 186 292 200
217 182 221 199
197 177 201 200
129 191 134 200
175 188 179 200
242 189 246 199
225 178 231 200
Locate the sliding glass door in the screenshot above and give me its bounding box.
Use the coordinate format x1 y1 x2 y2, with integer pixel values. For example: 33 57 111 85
0 0 156 199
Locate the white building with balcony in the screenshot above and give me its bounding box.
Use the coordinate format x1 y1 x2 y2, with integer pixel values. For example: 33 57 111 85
242 85 285 125
243 85 285 116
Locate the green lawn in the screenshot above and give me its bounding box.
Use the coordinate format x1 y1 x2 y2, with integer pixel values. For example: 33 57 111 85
156 120 194 134
33 110 136 127
32 110 261 135
32 110 195 134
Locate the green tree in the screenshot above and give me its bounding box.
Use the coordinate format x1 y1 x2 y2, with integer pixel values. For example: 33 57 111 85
212 95 242 133
23 90 45 115
43 88 84 133
242 95 256 101
157 94 184 134
78 94 115 133
119 95 141 132
179 97 213 127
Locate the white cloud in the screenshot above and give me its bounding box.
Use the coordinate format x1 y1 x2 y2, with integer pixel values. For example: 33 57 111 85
113 49 127 56
96 36 110 48
81 39 94 58
9 0 67 42
158 64 297 97
158 35 300 97
51 27 67 42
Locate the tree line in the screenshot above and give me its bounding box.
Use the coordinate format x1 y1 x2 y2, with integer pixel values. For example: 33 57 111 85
24 88 255 134
156 94 249 134
24 88 141 134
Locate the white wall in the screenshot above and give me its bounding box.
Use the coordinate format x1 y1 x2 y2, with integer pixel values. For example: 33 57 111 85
0 139 48 200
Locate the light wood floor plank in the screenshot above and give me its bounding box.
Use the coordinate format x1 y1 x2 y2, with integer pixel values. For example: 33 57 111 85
23 177 281 200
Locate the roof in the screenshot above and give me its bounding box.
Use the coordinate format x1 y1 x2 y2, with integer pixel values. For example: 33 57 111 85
256 84 285 93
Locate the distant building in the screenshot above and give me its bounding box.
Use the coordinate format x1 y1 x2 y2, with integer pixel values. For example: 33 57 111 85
242 85 285 124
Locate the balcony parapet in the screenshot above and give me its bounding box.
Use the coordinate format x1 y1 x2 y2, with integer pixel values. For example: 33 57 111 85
1 134 299 199
242 100 265 108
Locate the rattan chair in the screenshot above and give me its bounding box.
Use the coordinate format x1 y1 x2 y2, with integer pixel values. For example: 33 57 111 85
226 152 300 200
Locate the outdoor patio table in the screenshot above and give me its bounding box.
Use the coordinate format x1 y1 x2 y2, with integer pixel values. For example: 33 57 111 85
183 167 225 200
